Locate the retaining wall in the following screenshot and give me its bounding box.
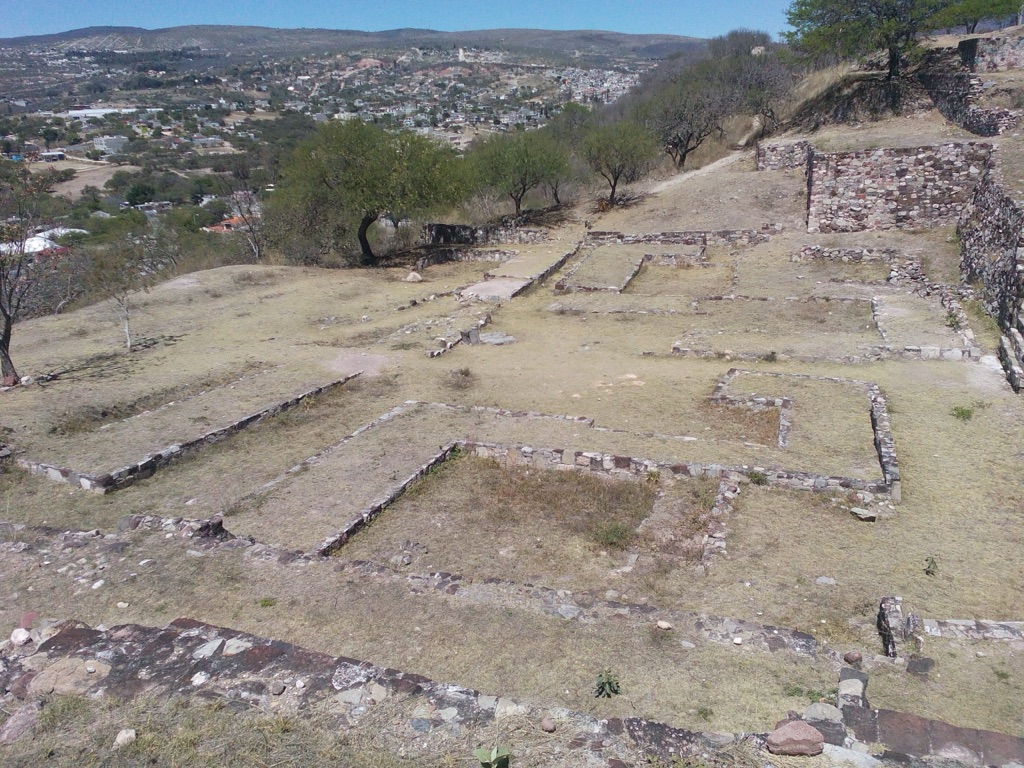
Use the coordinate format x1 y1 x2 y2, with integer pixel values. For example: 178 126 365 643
755 140 811 171
958 156 1024 329
807 142 991 233
919 70 1021 136
414 248 519 270
585 229 772 248
422 223 549 246
961 34 1024 72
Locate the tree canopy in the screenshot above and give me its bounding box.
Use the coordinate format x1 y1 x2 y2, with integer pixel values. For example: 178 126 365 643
927 0 1018 32
270 119 466 265
468 129 570 216
785 0 950 80
581 121 659 205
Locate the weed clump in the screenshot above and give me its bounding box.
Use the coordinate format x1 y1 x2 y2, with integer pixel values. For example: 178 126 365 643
445 367 476 390
748 470 769 486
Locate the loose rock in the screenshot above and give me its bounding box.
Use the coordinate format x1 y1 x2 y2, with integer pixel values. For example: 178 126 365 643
767 720 825 756
10 628 32 646
804 702 843 722
541 716 557 733
113 728 137 749
0 703 40 745
850 507 877 522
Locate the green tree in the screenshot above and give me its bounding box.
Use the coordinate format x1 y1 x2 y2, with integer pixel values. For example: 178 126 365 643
786 0 950 80
927 0 1018 31
581 121 659 205
469 130 570 216
272 120 466 265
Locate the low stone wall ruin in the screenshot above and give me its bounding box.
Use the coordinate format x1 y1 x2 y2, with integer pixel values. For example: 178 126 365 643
15 373 362 493
755 140 811 172
423 223 549 246
585 228 772 249
807 142 991 234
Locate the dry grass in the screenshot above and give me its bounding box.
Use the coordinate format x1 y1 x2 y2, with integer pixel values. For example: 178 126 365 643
797 112 975 154
0 694 427 768
3 96 1024 744
702 404 781 446
597 164 808 233
341 455 657 589
564 245 645 291
626 262 735 298
47 361 270 437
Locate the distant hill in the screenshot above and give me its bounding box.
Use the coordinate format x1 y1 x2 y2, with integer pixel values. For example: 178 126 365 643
0 25 704 60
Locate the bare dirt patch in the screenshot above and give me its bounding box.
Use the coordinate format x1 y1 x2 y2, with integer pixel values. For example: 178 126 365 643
339 455 658 591
34 159 143 199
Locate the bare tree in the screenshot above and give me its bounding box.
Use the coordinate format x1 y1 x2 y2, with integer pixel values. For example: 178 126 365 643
87 236 156 351
218 156 268 263
634 73 731 170
0 165 55 384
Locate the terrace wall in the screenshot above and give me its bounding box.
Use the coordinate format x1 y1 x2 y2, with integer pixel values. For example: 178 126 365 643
807 142 991 233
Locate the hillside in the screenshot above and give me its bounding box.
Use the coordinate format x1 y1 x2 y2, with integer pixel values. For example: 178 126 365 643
0 24 705 60
5 23 1024 768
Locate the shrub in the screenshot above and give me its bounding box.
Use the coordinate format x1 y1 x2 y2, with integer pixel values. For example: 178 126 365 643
593 522 635 550
594 668 621 698
445 367 476 390
748 470 769 486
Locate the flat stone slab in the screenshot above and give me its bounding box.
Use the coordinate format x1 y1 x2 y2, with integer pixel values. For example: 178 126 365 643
458 278 531 301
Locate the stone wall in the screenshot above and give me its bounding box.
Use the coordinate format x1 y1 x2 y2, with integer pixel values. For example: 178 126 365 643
585 228 773 248
958 156 1024 329
918 71 1021 137
807 143 991 234
961 34 1024 72
957 154 1024 390
755 140 811 172
423 223 549 246
414 248 519 270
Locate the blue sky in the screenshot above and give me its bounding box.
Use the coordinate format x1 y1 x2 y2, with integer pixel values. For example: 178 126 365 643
2 1 793 40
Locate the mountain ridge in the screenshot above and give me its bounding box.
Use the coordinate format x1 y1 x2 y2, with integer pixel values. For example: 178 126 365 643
0 24 705 60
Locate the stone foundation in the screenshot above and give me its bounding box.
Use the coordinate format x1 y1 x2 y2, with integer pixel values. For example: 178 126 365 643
585 228 773 249
15 372 362 494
